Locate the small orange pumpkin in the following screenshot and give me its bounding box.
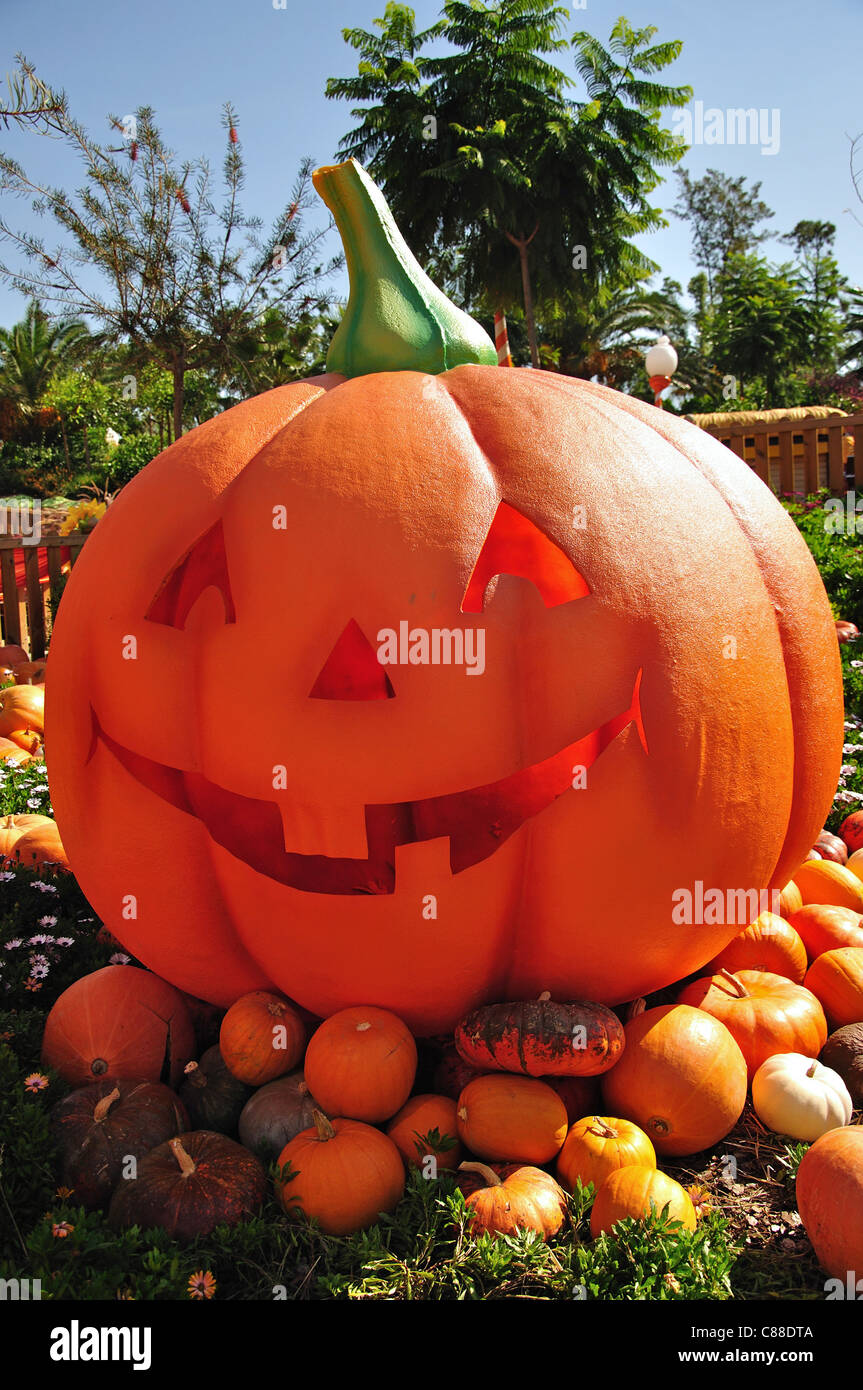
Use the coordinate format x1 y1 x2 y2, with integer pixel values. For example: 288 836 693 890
589 1164 697 1238
386 1094 461 1170
556 1115 656 1195
601 1005 747 1156
708 912 808 983
6 728 42 754
41 965 196 1087
677 969 827 1081
7 819 69 870
796 1125 863 1280
0 813 55 857
778 880 803 918
0 684 44 737
276 1110 405 1235
0 736 31 766
219 991 305 1085
459 1160 566 1239
792 860 863 913
839 811 863 854
456 1075 567 1163
303 1006 417 1123
805 948 863 1028
788 903 863 958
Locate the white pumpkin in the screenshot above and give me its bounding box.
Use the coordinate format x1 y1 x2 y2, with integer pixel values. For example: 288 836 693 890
752 1053 853 1141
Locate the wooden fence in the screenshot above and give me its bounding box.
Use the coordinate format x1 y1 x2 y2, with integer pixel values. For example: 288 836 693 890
0 534 86 659
690 410 863 495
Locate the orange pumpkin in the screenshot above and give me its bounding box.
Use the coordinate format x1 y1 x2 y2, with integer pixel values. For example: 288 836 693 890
458 1160 566 1240
44 160 842 1034
456 1075 567 1164
601 1005 747 1156
303 1006 416 1123
805 948 863 1028
778 880 803 918
7 819 69 871
788 903 863 958
0 736 31 766
708 912 807 983
41 965 196 1086
386 1094 461 1170
556 1115 656 1195
0 813 54 857
589 1165 697 1238
219 990 305 1085
677 969 827 1081
796 1125 863 1280
839 811 863 854
0 684 44 737
6 728 42 754
791 860 863 913
276 1110 405 1235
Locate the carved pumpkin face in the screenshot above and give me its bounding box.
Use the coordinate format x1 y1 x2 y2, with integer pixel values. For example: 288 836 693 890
45 164 843 1036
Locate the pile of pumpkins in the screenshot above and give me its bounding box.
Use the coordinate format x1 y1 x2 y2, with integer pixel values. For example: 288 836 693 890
36 804 863 1278
0 654 69 870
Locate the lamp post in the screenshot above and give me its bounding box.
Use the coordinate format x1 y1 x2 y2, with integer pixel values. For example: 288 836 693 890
645 334 678 408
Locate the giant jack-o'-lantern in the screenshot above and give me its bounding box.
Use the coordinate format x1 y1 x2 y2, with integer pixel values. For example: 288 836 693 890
46 161 843 1035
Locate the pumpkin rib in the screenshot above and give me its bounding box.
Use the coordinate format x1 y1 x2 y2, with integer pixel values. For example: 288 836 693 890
566 376 840 888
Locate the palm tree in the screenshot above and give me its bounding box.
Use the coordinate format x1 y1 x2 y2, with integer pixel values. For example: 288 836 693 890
0 300 89 411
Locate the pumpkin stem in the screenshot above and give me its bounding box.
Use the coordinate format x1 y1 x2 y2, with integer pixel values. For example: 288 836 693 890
586 1117 618 1139
537 991 552 1002
806 1059 819 1078
312 1109 336 1142
169 1137 197 1178
719 968 749 998
183 1060 207 1090
459 1161 502 1187
93 1085 121 1122
311 159 497 379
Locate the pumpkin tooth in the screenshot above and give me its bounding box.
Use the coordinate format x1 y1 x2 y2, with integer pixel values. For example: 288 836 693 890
276 798 369 860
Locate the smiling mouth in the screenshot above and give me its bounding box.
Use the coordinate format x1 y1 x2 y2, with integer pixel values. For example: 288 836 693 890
89 669 646 895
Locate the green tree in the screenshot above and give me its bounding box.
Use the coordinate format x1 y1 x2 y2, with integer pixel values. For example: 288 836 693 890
41 369 112 472
712 254 810 406
0 300 89 412
327 4 691 366
780 220 845 368
673 169 774 309
0 58 339 438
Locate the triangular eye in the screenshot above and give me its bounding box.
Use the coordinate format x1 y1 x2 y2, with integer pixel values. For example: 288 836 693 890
310 620 395 700
147 521 235 628
461 502 590 613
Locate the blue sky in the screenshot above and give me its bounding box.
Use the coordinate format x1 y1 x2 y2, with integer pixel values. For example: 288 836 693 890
1 0 862 327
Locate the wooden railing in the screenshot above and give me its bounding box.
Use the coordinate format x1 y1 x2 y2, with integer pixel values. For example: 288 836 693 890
691 410 863 495
0 534 87 659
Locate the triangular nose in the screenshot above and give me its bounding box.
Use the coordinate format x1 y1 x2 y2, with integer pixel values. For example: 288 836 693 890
310 619 395 700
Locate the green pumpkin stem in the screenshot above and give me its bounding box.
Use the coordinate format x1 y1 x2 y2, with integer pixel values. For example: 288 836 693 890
312 158 497 379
